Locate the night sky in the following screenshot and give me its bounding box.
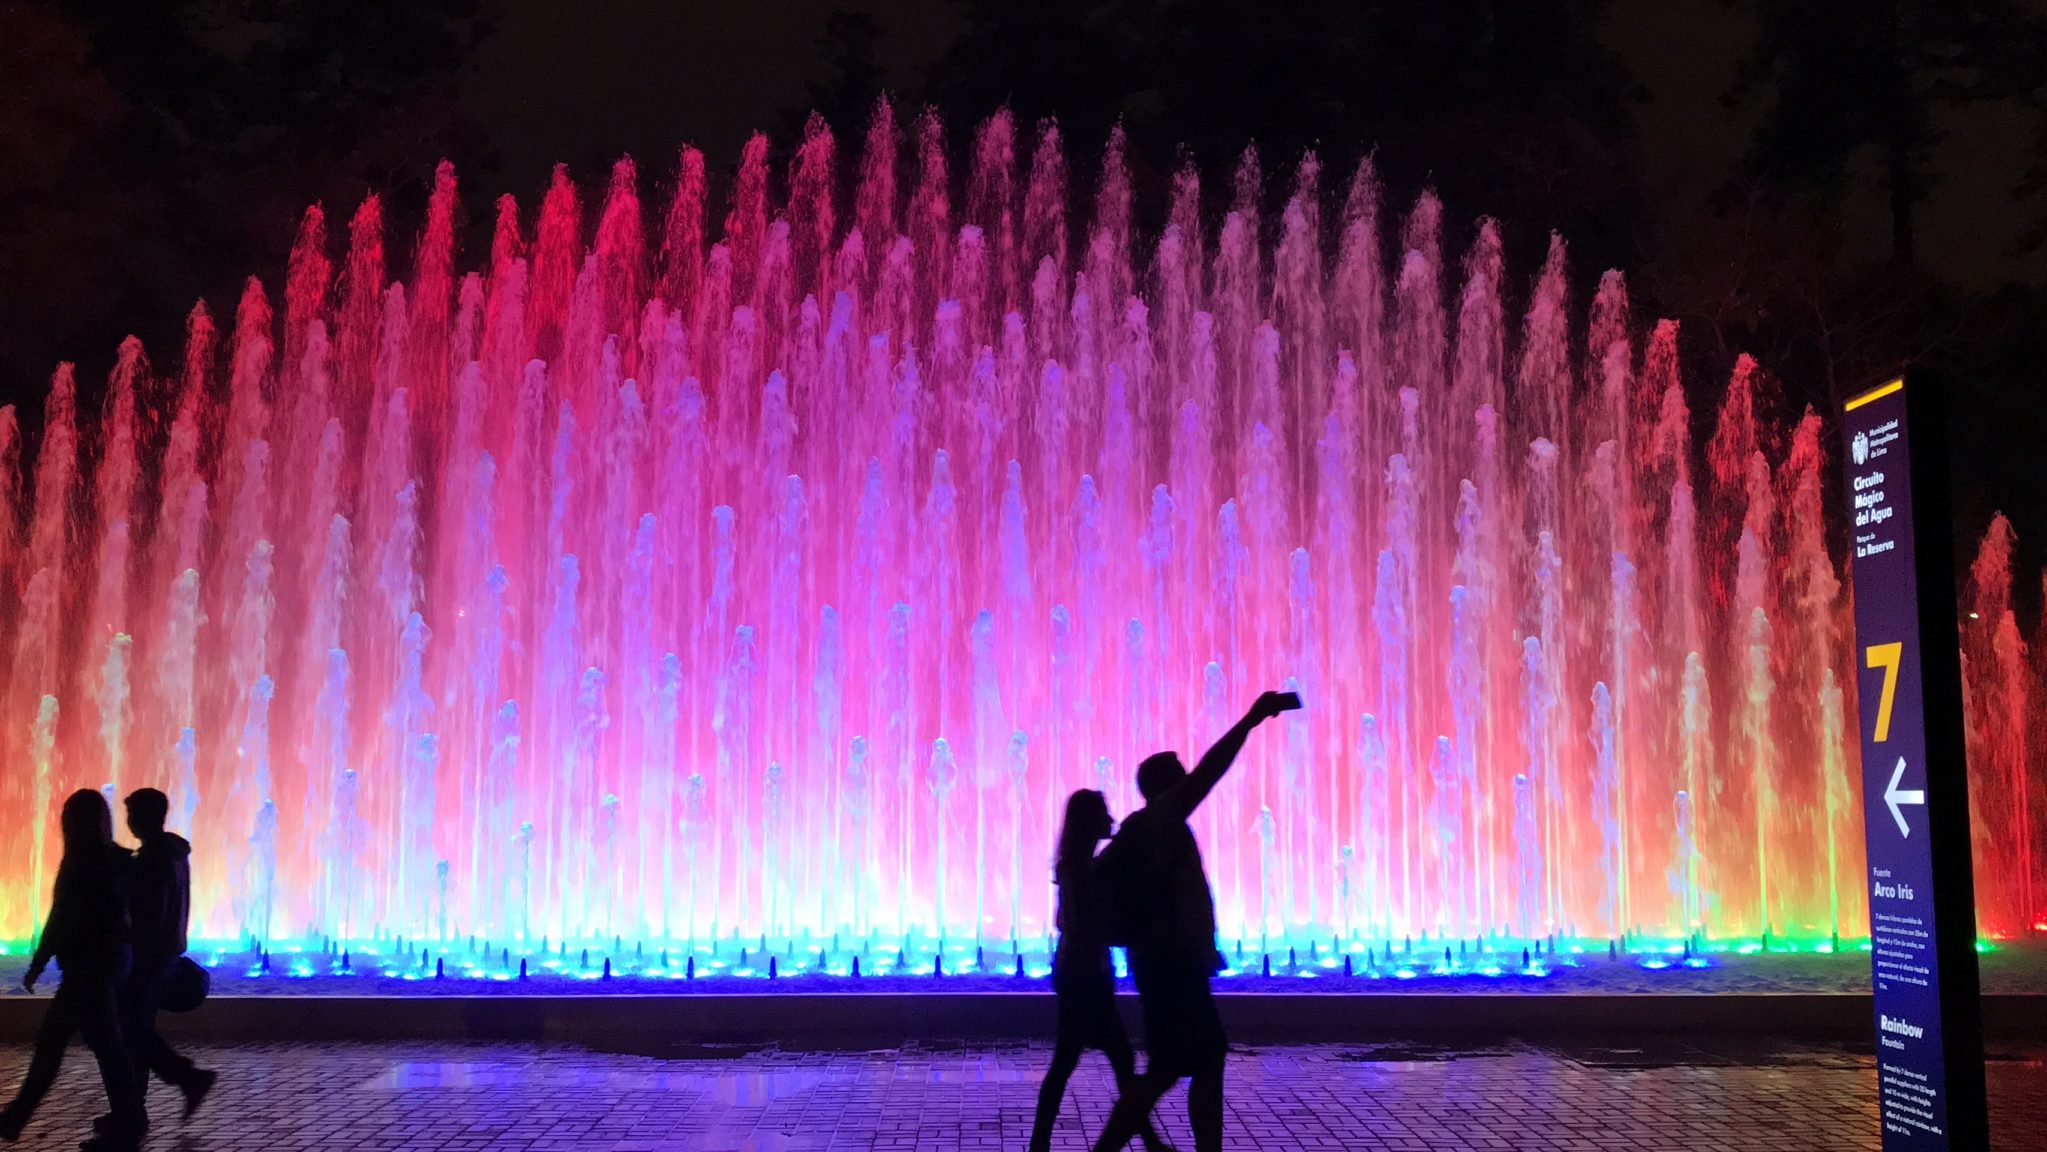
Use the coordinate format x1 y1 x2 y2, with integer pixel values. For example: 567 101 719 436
465 0 2043 291
468 0 960 188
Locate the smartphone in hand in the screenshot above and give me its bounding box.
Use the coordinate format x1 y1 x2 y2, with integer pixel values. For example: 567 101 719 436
1271 691 1303 713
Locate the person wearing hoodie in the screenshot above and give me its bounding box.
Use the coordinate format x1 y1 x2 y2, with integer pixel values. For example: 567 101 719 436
0 790 145 1150
117 788 215 1130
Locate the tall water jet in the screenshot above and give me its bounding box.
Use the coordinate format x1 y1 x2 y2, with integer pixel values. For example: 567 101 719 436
928 737 958 943
246 800 279 947
813 609 842 940
1590 682 1621 939
1967 515 2033 934
484 699 520 941
846 735 872 940
1512 774 1540 940
1734 448 1777 939
970 610 1002 947
1357 714 1389 935
29 697 58 932
97 635 133 796
1521 637 1558 933
1678 652 1710 931
233 674 276 938
1007 730 1029 947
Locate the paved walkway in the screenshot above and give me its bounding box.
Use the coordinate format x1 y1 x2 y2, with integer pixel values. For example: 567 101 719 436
0 1038 2041 1150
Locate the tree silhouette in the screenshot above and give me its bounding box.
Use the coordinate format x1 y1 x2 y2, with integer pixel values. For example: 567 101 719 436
922 0 1643 271
1 1 500 405
1727 0 2047 269
802 10 890 141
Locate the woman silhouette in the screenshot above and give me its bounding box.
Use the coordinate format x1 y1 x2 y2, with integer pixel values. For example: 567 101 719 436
1 790 145 1150
1028 789 1171 1152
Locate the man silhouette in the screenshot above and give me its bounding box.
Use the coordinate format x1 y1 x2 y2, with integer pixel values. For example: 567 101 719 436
1090 689 1298 1152
115 789 215 1130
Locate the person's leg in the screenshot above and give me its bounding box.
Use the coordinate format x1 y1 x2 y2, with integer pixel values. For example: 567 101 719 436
72 976 144 1138
116 962 153 1118
1181 974 1230 1152
143 1027 200 1089
1027 1041 1084 1152
1088 1066 1178 1152
1186 1053 1225 1152
127 958 199 1088
1100 1021 1171 1152
113 956 211 1131
0 985 79 1135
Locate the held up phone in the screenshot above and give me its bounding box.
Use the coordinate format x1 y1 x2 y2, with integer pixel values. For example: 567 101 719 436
1272 691 1303 712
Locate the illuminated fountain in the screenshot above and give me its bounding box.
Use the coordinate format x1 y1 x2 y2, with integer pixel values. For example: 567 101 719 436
0 106 2040 986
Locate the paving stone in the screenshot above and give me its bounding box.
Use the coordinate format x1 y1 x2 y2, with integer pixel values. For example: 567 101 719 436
0 1038 2040 1150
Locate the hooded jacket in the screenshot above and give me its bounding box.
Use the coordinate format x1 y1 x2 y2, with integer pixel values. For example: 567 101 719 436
130 832 191 960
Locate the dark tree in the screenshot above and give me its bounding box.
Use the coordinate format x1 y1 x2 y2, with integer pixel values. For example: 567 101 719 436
924 0 1643 271
1727 0 2047 269
802 10 890 140
1927 1 2047 252
0 2 132 408
0 1 500 407
1693 1 2047 574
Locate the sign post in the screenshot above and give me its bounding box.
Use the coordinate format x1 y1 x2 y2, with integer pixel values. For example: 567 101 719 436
1841 373 1988 1151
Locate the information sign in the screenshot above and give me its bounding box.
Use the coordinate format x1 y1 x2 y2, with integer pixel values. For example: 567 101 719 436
1841 374 1988 1151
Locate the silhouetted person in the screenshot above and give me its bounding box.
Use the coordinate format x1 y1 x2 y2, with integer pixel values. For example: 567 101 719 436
1028 790 1171 1152
0 790 145 1151
116 787 215 1130
1091 690 1298 1152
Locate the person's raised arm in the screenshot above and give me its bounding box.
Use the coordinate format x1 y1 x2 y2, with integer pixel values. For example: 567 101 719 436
1158 690 1299 823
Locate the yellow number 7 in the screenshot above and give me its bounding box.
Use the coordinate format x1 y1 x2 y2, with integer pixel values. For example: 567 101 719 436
1867 642 1902 742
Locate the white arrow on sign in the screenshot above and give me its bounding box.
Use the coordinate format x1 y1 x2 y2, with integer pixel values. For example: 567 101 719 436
1886 756 1925 838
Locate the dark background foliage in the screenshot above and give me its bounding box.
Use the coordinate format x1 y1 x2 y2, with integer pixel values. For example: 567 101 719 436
2 0 2043 586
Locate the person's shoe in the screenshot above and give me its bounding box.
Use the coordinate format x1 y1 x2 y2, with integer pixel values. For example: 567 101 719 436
180 1068 217 1120
0 1104 26 1142
89 1114 148 1136
78 1131 141 1152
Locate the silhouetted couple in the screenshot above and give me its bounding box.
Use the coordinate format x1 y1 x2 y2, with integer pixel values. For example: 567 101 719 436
1 788 216 1150
1031 689 1299 1152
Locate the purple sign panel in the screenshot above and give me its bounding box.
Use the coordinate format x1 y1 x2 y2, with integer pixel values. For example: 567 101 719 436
1841 375 1987 1152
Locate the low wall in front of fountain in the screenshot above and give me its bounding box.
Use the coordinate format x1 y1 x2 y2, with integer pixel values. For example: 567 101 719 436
4 991 2042 1045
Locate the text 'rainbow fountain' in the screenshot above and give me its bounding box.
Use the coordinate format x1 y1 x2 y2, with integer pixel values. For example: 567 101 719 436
1 106 2040 982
